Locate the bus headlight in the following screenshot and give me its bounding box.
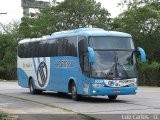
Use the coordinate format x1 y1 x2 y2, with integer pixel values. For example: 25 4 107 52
92 83 104 87
128 82 137 86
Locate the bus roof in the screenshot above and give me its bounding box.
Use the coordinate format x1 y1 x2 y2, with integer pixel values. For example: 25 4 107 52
18 28 132 44
50 28 131 38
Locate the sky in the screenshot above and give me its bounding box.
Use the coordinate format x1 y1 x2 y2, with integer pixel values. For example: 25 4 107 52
0 0 123 24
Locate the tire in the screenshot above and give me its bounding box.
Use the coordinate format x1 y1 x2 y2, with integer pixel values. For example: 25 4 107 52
71 82 80 101
108 95 117 100
29 79 42 94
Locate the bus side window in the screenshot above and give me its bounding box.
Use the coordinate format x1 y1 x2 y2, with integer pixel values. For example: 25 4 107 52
29 42 35 57
46 38 58 57
23 43 29 58
58 38 65 56
18 44 24 58
34 41 39 57
37 40 47 57
18 42 34 58
64 36 77 56
78 36 87 55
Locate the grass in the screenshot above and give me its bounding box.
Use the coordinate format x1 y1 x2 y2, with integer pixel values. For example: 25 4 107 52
0 112 18 120
0 112 11 120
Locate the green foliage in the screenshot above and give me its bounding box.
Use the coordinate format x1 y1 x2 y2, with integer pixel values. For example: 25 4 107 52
0 112 10 120
0 34 17 80
112 1 160 63
19 0 111 38
138 62 160 86
0 34 16 70
0 22 20 80
118 0 159 10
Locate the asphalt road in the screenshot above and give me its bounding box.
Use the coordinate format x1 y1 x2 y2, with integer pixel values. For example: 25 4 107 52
0 82 160 120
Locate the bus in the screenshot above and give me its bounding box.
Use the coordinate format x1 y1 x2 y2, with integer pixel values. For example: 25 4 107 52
17 28 146 100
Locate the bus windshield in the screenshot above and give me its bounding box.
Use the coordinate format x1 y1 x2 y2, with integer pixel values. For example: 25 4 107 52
91 51 137 79
89 36 134 50
89 36 137 79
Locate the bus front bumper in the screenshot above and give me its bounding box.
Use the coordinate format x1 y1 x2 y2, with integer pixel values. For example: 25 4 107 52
89 86 137 96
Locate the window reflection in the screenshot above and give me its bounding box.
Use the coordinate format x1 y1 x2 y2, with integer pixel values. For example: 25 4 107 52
89 37 134 50
91 51 137 79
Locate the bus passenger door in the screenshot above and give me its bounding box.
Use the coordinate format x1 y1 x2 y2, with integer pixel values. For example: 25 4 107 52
81 53 90 95
78 36 90 95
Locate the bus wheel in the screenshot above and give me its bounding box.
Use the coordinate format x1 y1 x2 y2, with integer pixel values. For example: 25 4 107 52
29 79 36 94
29 79 42 94
108 95 117 100
71 82 79 101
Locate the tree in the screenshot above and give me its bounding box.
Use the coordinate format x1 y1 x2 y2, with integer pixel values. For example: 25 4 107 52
0 21 20 80
19 0 111 38
118 0 159 9
112 1 160 62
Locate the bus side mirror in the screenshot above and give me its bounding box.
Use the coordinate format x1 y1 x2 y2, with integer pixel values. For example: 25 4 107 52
137 47 146 63
88 47 95 63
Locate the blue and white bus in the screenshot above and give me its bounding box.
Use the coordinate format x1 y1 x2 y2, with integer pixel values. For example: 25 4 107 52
17 28 146 100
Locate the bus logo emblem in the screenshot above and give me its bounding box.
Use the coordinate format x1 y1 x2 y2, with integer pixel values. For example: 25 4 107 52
37 61 48 87
108 80 115 86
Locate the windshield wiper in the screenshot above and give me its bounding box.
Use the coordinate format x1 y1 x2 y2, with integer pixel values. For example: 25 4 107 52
104 57 129 79
116 59 129 79
104 64 115 79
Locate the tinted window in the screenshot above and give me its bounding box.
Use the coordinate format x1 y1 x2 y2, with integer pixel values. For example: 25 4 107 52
58 38 66 56
29 42 35 57
63 36 77 56
78 36 87 56
18 40 47 58
46 38 58 56
89 37 134 49
18 36 78 58
46 37 77 57
18 43 30 58
23 43 29 58
18 44 25 58
34 42 39 57
33 41 47 57
37 40 47 57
